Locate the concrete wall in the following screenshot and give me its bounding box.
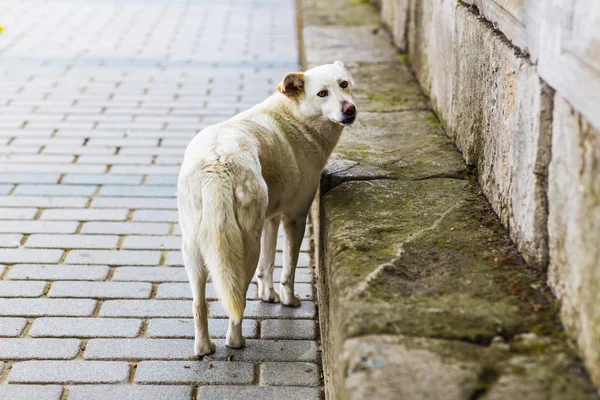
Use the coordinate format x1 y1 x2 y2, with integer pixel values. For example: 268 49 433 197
375 0 600 388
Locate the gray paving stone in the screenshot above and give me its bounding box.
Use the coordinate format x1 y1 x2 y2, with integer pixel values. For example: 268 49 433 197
41 208 128 221
0 195 88 208
68 385 192 400
0 317 28 337
13 184 97 196
210 300 316 319
203 339 318 362
62 174 143 185
85 338 196 360
145 174 178 185
295 283 314 300
25 234 120 249
29 317 142 338
132 209 179 222
81 221 170 235
0 280 47 297
7 264 110 280
91 197 177 209
275 251 311 267
156 282 258 300
8 360 130 383
122 235 181 250
48 281 152 299
0 338 81 359
100 300 191 317
1 220 79 233
260 362 320 386
0 298 96 317
261 319 317 340
112 266 188 282
146 318 258 339
135 360 254 384
0 248 63 263
0 234 23 248
0 184 14 194
0 386 64 400
0 173 60 184
100 185 176 198
65 250 161 265
198 386 320 400
0 207 38 219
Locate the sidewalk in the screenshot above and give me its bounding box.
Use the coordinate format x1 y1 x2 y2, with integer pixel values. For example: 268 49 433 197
0 0 321 399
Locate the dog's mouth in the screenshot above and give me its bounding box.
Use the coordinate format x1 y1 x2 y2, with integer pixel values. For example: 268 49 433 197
331 116 356 126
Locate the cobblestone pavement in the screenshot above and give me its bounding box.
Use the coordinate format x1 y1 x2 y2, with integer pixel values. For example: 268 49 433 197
0 0 321 399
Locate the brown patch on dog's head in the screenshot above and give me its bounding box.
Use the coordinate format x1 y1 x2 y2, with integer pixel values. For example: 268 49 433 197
277 72 305 99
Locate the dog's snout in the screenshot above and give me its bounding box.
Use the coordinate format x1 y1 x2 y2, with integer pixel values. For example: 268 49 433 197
342 101 356 117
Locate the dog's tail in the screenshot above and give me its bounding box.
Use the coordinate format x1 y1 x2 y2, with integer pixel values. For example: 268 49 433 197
199 172 247 325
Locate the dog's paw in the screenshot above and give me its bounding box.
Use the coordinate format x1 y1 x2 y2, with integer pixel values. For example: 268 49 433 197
195 340 216 356
226 335 246 349
281 293 301 307
259 288 281 303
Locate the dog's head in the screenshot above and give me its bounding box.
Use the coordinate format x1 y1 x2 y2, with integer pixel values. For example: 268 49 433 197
277 61 357 126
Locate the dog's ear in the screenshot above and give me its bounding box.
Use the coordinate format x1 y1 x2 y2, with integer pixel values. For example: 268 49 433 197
277 72 305 99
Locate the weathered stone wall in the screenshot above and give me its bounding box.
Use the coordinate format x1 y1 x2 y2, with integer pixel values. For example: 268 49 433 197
374 0 600 388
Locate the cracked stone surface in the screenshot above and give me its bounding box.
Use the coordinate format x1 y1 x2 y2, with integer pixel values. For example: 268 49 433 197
303 0 597 399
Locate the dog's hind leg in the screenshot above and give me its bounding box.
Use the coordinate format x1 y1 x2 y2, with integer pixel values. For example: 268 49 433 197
257 217 280 303
280 215 306 307
182 242 215 356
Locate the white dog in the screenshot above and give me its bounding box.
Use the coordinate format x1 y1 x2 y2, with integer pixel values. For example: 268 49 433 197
177 61 357 355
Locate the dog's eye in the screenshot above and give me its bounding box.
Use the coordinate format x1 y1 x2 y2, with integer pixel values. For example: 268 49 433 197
317 90 328 97
340 81 348 88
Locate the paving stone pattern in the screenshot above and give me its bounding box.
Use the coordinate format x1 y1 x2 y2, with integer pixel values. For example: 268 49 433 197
0 0 322 398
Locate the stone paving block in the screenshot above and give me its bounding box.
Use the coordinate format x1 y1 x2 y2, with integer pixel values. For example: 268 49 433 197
85 338 197 360
210 300 316 319
261 319 317 340
8 360 130 383
110 165 181 175
0 386 64 400
99 185 177 198
48 281 152 299
91 197 177 209
65 250 161 265
41 208 128 221
266 268 313 283
0 298 96 317
0 207 38 219
13 184 97 196
25 234 120 249
7 264 110 280
260 362 320 386
135 360 254 384
0 184 14 194
87 138 158 147
122 235 181 250
132 209 179 222
0 195 88 208
62 174 143 185
68 385 192 400
198 386 320 400
112 266 188 282
0 280 47 297
275 251 311 267
0 163 106 173
44 145 116 155
145 174 178 185
100 300 191 318
155 282 258 300
0 173 60 184
0 317 28 337
81 221 170 235
204 339 318 362
30 317 142 338
0 234 22 248
295 283 314 300
0 248 63 263
77 155 153 165
2 220 79 234
0 338 81 359
146 318 259 339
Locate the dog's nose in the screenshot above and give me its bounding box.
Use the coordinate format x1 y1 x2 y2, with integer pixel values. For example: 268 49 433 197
342 102 356 117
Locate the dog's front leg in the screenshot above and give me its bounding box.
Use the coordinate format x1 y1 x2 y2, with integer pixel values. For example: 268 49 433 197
280 215 306 307
257 217 280 303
